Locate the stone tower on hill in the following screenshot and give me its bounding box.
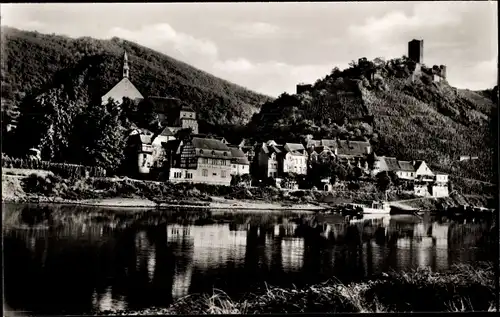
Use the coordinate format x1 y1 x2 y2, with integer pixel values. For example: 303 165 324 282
408 39 424 64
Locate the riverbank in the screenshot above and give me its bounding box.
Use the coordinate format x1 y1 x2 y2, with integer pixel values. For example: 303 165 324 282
2 169 494 212
95 263 496 314
1 173 324 211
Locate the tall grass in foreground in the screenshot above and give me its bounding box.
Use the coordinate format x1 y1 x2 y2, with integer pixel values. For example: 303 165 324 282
99 262 496 315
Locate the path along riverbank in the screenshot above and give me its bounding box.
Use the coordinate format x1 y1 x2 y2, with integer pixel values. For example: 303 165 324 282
2 168 494 212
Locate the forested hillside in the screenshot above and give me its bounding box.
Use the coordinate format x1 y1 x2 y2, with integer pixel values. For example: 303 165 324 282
0 26 272 128
248 56 497 182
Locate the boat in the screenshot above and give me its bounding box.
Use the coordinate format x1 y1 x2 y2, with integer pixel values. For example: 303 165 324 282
361 201 391 215
390 205 420 216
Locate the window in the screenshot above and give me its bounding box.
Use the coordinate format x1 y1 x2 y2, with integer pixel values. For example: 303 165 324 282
203 158 208 164
221 170 227 178
213 172 217 176
202 169 208 177
223 152 227 156
200 149 204 154
212 150 216 156
185 172 193 179
233 165 236 168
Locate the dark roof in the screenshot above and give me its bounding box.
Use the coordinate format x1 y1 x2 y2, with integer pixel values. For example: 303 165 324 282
191 137 231 151
159 127 176 137
162 139 181 151
398 161 415 172
181 105 195 112
306 139 321 148
285 143 305 153
321 139 337 148
229 147 249 165
336 140 370 157
264 144 283 155
383 157 400 171
413 160 425 170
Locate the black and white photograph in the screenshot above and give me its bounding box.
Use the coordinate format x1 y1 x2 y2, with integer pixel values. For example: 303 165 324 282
1 1 498 315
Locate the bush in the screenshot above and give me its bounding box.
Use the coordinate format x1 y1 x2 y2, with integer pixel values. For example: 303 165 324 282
1 156 106 178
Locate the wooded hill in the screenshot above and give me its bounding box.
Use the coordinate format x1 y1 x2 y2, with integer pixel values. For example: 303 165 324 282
248 57 497 182
0 26 272 129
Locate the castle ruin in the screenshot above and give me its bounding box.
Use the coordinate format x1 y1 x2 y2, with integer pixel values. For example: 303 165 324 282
408 39 446 83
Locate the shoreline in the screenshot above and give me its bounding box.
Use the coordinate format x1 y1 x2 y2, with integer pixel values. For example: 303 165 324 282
91 263 496 314
1 196 326 212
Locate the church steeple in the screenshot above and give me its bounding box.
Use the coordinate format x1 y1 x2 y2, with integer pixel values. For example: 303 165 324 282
123 51 129 79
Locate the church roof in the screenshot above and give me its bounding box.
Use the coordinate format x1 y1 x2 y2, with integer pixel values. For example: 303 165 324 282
101 78 144 104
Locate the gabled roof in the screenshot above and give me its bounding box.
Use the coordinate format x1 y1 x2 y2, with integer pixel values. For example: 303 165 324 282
414 160 425 170
181 105 196 112
285 143 305 153
306 139 321 148
398 161 415 172
191 137 230 151
229 147 249 165
101 78 144 104
382 157 400 171
336 140 370 157
160 126 182 137
321 139 337 148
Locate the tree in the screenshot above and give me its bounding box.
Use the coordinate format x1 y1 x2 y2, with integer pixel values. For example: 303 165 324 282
231 174 242 186
376 171 392 192
70 99 126 172
14 88 83 161
136 98 160 131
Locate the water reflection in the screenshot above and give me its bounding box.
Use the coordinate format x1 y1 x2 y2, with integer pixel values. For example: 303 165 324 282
3 203 496 315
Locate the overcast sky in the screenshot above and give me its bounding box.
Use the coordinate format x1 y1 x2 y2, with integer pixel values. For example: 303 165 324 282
1 2 497 97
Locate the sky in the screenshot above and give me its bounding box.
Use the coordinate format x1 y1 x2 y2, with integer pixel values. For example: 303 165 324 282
1 2 498 97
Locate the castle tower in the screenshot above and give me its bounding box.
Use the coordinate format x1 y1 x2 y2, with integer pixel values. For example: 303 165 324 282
123 51 130 79
408 39 424 64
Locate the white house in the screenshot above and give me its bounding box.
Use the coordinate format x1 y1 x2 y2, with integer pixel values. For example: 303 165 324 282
229 147 250 176
396 160 416 180
435 173 449 183
283 143 308 175
413 160 435 181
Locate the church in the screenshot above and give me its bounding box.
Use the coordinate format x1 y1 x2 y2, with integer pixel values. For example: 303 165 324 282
101 52 144 105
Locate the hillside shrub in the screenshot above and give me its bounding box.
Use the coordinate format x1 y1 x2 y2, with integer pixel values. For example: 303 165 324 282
1 156 106 178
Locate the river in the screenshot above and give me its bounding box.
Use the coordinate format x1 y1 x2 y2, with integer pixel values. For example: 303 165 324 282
2 203 496 315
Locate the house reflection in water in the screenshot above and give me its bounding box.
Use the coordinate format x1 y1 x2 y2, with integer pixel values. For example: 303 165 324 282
167 224 195 299
91 286 127 313
432 222 449 271
281 238 304 272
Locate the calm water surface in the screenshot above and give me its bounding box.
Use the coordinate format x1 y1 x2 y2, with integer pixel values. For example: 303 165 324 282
2 203 496 314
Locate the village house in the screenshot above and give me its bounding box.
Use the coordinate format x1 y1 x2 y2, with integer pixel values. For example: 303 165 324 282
396 161 416 180
371 156 400 176
413 160 435 181
282 143 308 175
306 138 371 168
101 52 144 105
166 137 233 186
229 147 250 176
256 140 281 179
431 172 449 197
125 129 154 176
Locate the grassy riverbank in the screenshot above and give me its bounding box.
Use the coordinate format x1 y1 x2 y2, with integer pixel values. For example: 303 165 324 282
2 168 494 210
98 263 496 314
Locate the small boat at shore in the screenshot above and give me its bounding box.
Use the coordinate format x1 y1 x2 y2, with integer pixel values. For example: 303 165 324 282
361 201 391 215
